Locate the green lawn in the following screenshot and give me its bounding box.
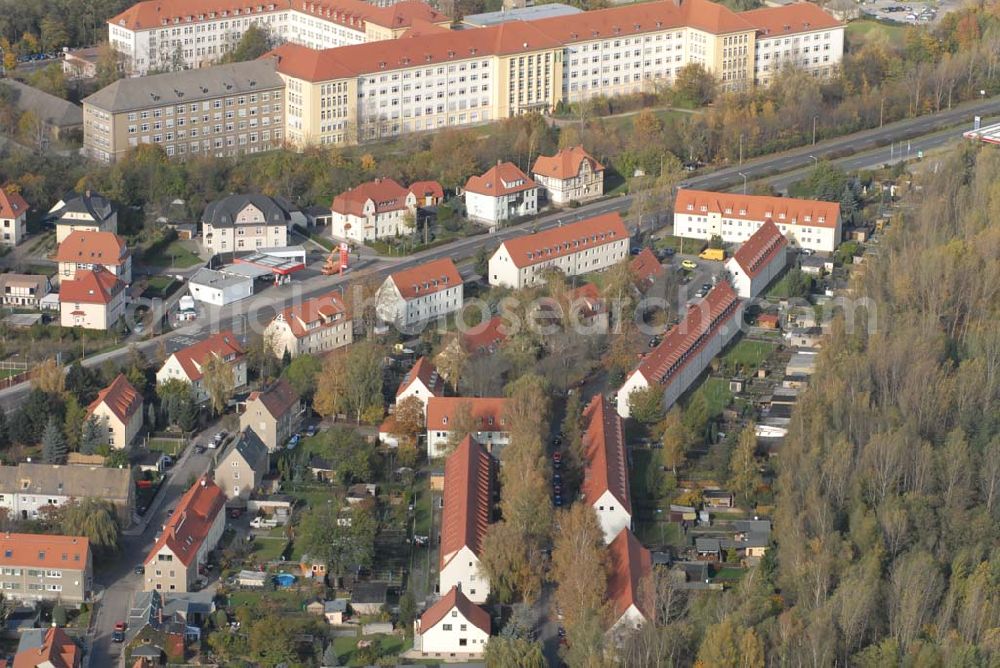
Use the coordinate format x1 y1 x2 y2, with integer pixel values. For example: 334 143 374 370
634 519 682 549
142 275 179 299
228 589 309 612
846 19 908 44
722 340 776 370
412 477 432 537
251 537 289 563
713 566 747 582
332 634 410 666
692 377 733 417
147 438 184 456
144 240 202 268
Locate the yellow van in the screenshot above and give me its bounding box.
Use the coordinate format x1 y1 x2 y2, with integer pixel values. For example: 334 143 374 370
698 248 725 261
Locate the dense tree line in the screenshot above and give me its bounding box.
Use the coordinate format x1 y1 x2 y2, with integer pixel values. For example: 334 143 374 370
0 0 130 53
609 145 1000 666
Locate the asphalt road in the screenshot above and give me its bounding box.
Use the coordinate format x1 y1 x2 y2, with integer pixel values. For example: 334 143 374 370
1 95 998 415
87 436 218 668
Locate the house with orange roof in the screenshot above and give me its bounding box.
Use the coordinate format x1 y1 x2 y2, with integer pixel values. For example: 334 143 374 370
55 230 132 284
11 626 81 668
725 219 789 299
606 528 654 636
330 177 420 242
155 331 247 404
375 258 463 331
396 356 445 410
58 266 126 331
143 476 227 593
461 316 507 355
630 248 664 290
0 187 28 246
87 373 143 450
464 161 539 228
531 145 604 205
674 189 842 253
0 534 92 606
425 397 508 459
239 379 302 452
414 585 490 657
582 396 632 543
264 290 353 358
408 181 445 207
616 281 743 418
488 212 628 289
439 436 496 603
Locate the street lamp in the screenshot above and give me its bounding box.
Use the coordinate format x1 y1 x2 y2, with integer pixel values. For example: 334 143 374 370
812 116 818 145
738 171 748 195
808 155 819 166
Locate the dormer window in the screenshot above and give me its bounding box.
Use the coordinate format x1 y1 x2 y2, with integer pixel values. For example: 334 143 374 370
686 204 693 211
442 416 448 425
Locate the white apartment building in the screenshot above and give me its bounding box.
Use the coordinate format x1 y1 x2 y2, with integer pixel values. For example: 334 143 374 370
201 193 290 256
330 178 426 242
0 189 28 246
532 145 605 205
582 396 632 544
375 258 463 332
617 282 742 418
265 290 353 358
724 219 788 299
108 0 449 76
439 436 496 604
743 3 845 86
425 397 509 459
463 161 539 226
156 330 248 404
673 189 842 253
487 212 628 289
414 586 491 658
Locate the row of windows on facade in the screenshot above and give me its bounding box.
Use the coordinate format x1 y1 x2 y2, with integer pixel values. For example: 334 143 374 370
126 96 278 121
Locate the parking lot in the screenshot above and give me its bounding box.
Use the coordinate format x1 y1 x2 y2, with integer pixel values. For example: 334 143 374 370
860 0 962 25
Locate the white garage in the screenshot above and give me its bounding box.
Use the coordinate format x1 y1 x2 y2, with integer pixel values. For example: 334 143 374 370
188 267 254 306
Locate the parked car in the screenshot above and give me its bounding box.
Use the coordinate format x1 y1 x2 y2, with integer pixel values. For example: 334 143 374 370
681 259 698 270
250 516 278 529
554 495 563 507
194 444 206 455
112 621 126 643
133 564 144 575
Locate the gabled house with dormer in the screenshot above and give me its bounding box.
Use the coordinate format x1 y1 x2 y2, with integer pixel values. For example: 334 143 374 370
155 331 246 404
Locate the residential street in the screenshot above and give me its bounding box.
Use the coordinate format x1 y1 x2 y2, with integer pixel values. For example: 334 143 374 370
87 434 217 668
0 96 997 417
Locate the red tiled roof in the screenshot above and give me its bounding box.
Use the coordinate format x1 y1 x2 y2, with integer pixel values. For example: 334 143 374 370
418 586 490 635
0 534 90 570
729 219 788 279
531 145 604 181
55 230 129 266
110 0 446 32
386 258 461 301
269 19 562 80
630 248 663 286
568 282 604 320
675 189 840 229
396 356 445 397
331 178 410 218
606 528 653 624
247 378 299 418
275 290 347 339
408 180 444 201
440 436 495 569
464 162 537 197
87 373 142 424
741 2 841 36
582 395 631 514
528 0 754 41
168 330 244 382
145 476 226 567
0 187 28 220
13 626 80 668
426 397 507 432
461 315 507 353
634 281 740 384
499 212 628 270
58 267 124 305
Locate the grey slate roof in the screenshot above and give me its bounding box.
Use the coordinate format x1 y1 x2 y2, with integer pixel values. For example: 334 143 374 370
462 2 582 26
0 462 132 501
0 79 83 129
50 190 116 223
201 192 293 229
695 538 721 553
220 428 269 473
83 58 283 114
